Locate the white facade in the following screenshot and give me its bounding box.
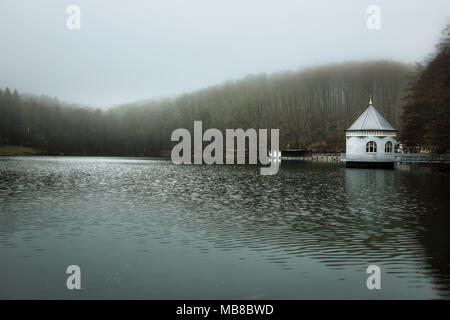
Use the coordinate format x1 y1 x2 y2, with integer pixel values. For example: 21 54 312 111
345 102 396 162
346 134 396 161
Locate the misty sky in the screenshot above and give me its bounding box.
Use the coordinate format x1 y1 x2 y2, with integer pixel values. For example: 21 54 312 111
0 0 449 107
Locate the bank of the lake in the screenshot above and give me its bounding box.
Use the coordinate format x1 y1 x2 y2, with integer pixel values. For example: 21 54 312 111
0 145 39 156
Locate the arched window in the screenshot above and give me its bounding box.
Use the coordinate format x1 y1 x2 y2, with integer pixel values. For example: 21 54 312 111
385 141 393 153
366 141 377 153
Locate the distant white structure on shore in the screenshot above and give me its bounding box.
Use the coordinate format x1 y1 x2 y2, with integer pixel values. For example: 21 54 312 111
345 98 397 168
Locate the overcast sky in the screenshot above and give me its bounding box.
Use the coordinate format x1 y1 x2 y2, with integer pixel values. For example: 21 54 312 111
0 0 449 107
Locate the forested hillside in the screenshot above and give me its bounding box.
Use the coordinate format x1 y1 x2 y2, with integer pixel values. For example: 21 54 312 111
399 25 450 153
0 60 411 156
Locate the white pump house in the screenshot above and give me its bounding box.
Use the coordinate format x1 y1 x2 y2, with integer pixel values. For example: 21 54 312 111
345 99 397 168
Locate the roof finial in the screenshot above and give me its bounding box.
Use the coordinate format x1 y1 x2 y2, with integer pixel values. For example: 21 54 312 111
369 96 372 105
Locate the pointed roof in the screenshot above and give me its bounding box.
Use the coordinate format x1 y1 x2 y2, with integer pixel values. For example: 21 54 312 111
346 102 396 131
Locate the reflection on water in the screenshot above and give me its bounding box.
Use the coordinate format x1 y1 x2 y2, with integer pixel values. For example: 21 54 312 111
0 157 449 299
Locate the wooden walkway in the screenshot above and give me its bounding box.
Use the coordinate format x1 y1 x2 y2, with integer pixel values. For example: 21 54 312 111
281 153 450 163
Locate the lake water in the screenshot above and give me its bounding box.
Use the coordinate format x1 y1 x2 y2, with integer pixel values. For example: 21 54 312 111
0 157 449 299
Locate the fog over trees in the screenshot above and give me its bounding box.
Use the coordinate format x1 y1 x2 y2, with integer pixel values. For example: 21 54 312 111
1 60 412 156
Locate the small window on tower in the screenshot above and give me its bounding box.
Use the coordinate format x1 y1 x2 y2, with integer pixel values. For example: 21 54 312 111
385 141 393 153
366 141 377 153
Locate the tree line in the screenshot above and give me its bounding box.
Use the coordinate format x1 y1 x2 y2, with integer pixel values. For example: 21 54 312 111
399 25 450 153
1 60 412 156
